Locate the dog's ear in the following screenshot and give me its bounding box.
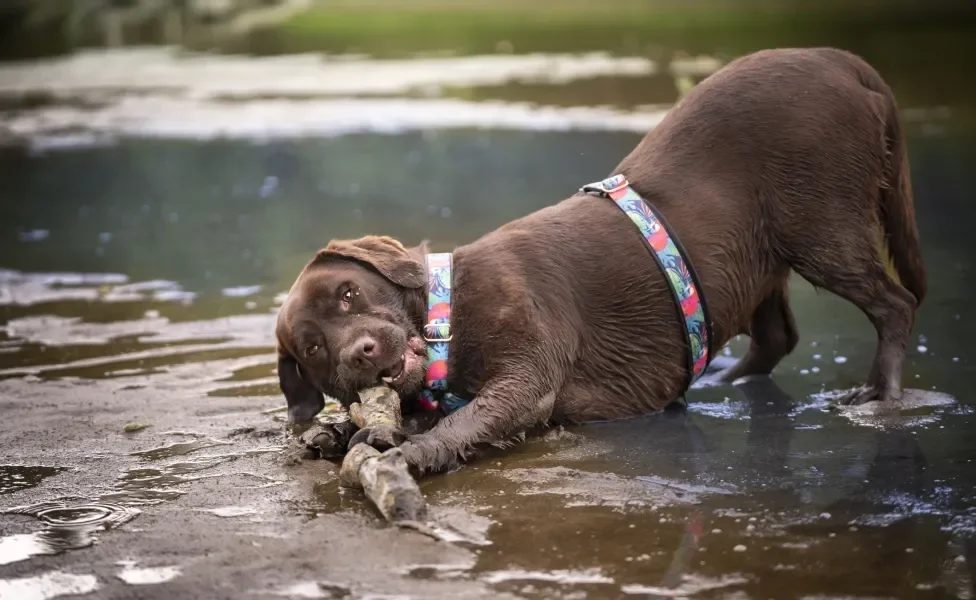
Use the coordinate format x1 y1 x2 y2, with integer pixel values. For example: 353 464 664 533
313 235 428 289
277 352 325 423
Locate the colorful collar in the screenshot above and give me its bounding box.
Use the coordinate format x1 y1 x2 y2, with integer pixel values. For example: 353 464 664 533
418 252 470 414
581 174 713 389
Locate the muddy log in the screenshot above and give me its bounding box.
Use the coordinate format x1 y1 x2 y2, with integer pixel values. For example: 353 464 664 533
338 385 428 523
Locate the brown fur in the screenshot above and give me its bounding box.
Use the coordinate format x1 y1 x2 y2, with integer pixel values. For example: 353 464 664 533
276 47 926 473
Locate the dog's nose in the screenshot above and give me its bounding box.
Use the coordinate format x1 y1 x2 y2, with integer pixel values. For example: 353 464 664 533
349 336 380 369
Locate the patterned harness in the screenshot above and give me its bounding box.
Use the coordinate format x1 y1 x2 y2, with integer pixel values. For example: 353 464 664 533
417 174 713 415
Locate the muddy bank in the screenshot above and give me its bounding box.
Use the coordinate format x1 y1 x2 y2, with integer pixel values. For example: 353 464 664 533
2 357 974 599
0 376 507 599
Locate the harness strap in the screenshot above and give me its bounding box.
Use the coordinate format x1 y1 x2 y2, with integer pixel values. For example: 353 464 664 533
419 173 712 410
581 174 713 388
419 252 470 414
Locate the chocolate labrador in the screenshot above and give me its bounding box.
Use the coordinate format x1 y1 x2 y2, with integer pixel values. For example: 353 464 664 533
276 47 926 473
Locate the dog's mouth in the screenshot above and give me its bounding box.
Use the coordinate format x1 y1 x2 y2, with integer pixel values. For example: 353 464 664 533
379 356 407 385
378 337 425 387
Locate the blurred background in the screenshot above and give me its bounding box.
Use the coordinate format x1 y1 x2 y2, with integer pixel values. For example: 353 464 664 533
0 0 973 297
0 0 974 292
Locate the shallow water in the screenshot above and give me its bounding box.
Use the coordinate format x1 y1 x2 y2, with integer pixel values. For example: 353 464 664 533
1 14 976 600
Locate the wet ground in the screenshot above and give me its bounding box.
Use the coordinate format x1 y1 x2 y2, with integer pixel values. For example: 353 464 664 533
2 12 976 600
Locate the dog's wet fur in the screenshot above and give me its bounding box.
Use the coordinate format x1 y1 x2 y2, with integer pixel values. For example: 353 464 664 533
276 48 927 474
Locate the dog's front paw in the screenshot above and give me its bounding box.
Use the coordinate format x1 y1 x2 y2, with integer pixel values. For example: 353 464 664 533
400 435 463 474
347 424 406 452
299 420 357 459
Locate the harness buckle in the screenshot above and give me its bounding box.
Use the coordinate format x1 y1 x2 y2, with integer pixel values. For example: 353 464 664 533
581 175 629 197
580 183 609 197
423 322 452 343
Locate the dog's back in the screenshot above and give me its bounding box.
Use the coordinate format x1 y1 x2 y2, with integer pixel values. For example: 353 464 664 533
610 47 925 404
457 47 926 421
615 47 924 340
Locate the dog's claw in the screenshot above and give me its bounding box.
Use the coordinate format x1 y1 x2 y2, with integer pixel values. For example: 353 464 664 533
838 385 891 406
400 436 463 475
348 424 406 452
299 420 357 459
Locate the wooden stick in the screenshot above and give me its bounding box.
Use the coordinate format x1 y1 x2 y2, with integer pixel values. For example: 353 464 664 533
338 385 428 523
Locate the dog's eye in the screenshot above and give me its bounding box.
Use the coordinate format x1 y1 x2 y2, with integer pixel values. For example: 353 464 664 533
304 345 320 357
341 289 354 307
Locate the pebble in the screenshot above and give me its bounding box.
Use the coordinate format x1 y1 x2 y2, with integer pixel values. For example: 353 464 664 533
834 356 848 364
711 529 722 534
917 345 928 353
733 544 747 552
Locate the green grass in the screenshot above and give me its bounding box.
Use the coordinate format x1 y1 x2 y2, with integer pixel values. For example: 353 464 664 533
220 1 976 114
239 1 974 60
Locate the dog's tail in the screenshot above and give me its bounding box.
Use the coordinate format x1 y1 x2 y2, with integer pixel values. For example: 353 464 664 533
846 51 928 307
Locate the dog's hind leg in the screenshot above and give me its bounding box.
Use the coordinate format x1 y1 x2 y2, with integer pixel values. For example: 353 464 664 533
788 226 916 405
719 271 798 383
784 85 921 405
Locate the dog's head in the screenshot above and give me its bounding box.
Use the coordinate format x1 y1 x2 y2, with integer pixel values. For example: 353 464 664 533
275 235 429 422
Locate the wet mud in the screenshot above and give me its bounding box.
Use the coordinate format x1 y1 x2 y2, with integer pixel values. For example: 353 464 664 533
1 274 974 598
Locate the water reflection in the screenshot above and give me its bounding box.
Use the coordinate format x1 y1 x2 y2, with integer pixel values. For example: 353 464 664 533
420 374 975 598
0 571 99 599
0 466 65 496
1 500 140 566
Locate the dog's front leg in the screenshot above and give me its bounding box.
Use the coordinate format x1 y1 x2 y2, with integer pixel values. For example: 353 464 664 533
400 378 556 474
